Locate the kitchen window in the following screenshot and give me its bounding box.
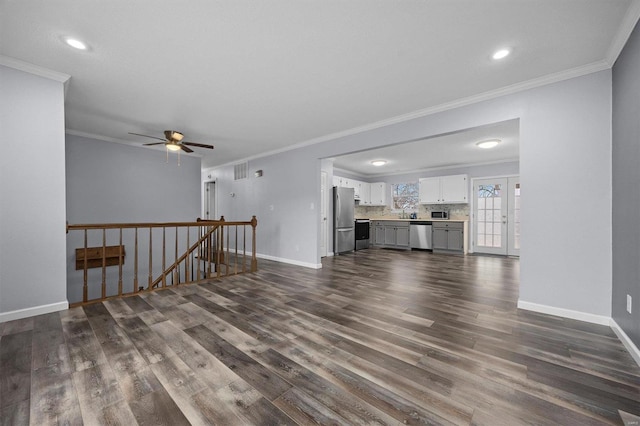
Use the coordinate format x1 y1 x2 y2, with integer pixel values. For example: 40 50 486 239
391 182 419 211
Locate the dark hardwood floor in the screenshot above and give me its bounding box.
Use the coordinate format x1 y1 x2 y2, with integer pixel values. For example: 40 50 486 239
1 248 639 425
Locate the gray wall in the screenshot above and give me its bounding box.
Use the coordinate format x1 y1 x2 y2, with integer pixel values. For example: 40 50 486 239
0 65 68 319
205 70 613 319
205 149 320 267
65 134 202 303
612 20 640 347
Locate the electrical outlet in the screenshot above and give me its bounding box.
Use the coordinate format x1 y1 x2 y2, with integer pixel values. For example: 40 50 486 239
627 294 633 314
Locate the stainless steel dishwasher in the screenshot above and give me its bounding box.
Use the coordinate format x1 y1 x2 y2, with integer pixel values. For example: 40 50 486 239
409 221 433 249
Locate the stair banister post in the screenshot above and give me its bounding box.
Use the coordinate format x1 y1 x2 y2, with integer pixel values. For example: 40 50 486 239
251 216 258 272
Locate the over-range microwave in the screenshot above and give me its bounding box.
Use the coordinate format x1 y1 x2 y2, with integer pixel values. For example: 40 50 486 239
431 211 449 220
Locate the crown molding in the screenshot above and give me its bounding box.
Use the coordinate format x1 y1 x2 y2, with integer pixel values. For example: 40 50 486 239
301 61 611 149
605 0 640 66
205 61 610 171
0 55 70 83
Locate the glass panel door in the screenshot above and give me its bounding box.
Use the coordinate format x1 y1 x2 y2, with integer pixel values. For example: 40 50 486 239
472 176 520 256
473 178 508 255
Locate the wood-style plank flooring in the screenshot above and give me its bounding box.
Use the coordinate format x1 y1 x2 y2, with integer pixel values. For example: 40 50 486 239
1 248 640 425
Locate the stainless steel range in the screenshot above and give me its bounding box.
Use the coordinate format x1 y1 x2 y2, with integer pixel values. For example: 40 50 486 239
355 219 370 250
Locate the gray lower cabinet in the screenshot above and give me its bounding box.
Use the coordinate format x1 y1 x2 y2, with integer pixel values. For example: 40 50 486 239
396 226 410 247
432 222 464 252
374 224 386 245
373 221 410 249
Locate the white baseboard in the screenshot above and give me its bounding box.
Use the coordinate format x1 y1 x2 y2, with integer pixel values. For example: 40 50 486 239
517 300 610 326
0 301 69 323
610 319 640 367
255 253 322 269
517 301 640 367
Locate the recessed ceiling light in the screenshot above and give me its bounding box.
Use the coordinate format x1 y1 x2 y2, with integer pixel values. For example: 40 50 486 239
371 160 387 166
492 49 510 60
476 139 501 149
65 38 88 50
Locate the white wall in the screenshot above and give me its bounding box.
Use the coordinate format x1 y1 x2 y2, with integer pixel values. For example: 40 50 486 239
0 65 69 321
206 70 613 319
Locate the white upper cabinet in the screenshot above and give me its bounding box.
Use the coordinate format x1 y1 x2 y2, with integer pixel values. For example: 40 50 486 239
333 176 352 188
440 174 468 203
358 181 371 205
419 174 468 204
418 177 441 204
334 176 370 203
352 180 361 198
370 182 387 206
334 176 384 205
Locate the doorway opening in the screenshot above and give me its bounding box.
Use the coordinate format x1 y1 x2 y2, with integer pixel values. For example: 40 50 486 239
205 181 216 220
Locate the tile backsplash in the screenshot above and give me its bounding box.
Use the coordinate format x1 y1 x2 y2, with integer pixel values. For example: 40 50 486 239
355 203 470 220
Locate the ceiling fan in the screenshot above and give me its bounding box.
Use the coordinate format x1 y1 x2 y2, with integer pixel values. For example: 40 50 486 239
129 130 214 153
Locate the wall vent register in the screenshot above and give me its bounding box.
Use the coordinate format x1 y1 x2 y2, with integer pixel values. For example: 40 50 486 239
234 162 248 180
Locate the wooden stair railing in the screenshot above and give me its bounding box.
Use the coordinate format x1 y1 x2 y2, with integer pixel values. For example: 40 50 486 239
66 216 257 306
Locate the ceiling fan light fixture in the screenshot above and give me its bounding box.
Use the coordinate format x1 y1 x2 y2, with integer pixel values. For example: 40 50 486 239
371 160 387 166
476 139 501 149
171 131 184 142
166 143 181 151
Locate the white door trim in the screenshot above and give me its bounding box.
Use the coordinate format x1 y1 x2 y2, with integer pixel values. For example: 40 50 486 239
470 175 520 256
204 180 217 220
320 171 328 257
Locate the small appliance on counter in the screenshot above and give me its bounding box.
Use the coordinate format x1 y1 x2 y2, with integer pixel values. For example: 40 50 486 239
431 211 449 220
355 219 370 250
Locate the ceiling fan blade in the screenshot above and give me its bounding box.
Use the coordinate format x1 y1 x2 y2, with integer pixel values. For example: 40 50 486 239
129 132 166 142
180 145 194 153
183 141 214 149
143 142 166 146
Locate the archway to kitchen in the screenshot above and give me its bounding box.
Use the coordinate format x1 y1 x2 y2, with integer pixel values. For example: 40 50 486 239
320 119 520 259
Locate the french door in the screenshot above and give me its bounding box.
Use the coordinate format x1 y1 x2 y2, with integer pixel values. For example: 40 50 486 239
472 176 520 256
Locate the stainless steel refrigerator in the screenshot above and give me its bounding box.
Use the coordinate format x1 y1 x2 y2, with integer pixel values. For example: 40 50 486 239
333 186 355 254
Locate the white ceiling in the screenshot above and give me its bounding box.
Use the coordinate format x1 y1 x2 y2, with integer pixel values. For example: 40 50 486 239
332 119 519 177
1 1 639 169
